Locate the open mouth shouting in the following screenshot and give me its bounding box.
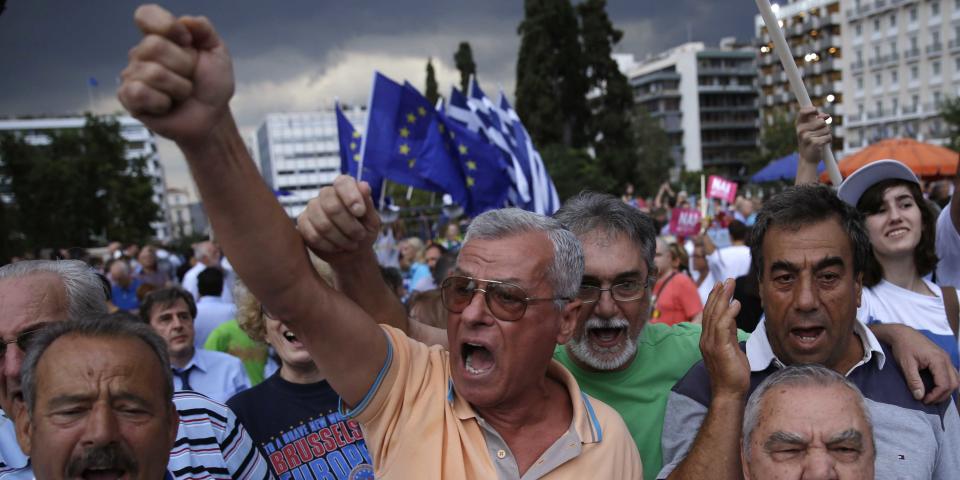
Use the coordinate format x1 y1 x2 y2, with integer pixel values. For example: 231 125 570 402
281 329 304 348
461 341 495 377
789 325 826 351
584 317 630 351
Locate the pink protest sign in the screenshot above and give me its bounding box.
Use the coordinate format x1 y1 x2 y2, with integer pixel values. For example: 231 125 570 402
707 175 738 203
669 208 702 237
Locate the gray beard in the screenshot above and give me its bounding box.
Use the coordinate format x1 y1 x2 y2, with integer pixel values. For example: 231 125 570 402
567 317 640 371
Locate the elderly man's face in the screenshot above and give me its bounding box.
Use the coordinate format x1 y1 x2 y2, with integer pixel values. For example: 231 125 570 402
447 232 580 408
758 218 863 371
566 231 650 372
16 334 178 480
0 273 67 414
742 383 875 480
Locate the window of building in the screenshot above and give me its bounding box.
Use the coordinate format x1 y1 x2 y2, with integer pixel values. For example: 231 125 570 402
933 60 942 76
910 7 918 22
910 36 919 50
932 1 940 17
955 56 960 72
892 98 899 114
875 73 882 86
912 94 919 108
890 13 897 27
857 76 864 89
891 70 899 84
855 23 862 36
932 30 941 46
874 18 881 31
890 41 898 55
875 100 883 114
911 65 919 80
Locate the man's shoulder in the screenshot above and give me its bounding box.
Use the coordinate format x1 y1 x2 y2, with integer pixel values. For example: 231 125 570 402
195 348 246 371
640 322 702 347
850 343 951 419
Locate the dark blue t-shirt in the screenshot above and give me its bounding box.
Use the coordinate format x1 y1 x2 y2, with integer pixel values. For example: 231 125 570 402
227 372 374 480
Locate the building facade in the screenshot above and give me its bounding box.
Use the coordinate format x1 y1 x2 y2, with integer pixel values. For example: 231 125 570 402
256 108 366 217
842 0 960 149
166 187 193 239
756 0 959 155
756 0 845 152
0 115 171 240
625 40 760 174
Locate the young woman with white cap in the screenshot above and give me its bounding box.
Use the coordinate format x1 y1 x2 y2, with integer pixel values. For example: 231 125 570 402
795 107 960 372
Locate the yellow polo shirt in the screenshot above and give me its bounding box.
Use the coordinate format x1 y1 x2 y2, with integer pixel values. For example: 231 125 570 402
342 325 642 479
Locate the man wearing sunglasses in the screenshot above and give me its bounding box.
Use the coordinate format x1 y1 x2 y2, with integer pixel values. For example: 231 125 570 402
0 260 269 479
117 5 641 478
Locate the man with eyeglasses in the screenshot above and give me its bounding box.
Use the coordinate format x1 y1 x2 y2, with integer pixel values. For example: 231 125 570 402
117 6 641 477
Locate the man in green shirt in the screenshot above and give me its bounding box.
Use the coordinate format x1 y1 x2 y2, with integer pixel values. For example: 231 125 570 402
552 192 748 479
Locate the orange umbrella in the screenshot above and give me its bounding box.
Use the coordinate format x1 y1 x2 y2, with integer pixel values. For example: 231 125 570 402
820 138 959 181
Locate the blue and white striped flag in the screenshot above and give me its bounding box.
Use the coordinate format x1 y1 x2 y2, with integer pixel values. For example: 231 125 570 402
448 82 533 212
496 91 560 215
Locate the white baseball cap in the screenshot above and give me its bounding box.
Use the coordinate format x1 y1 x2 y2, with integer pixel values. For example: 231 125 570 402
836 159 920 207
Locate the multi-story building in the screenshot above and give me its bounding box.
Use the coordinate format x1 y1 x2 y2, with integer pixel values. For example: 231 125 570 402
0 115 171 240
256 108 366 217
625 39 760 174
166 187 193 239
755 0 845 153
842 0 960 150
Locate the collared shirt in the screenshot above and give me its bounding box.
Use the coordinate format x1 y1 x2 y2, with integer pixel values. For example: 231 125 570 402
660 318 960 480
194 296 238 348
0 394 271 480
174 348 250 404
344 325 642 479
745 318 886 373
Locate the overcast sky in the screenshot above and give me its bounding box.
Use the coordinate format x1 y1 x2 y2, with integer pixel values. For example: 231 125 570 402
0 0 758 198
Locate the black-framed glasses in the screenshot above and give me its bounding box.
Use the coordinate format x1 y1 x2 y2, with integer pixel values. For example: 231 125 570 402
577 279 649 304
440 275 572 322
0 326 47 358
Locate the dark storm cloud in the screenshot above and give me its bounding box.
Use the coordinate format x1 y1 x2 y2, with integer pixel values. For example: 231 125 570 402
0 0 757 191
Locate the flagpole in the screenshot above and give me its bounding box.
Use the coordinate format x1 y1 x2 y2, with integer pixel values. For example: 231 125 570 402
755 0 842 186
357 72 380 184
379 179 388 210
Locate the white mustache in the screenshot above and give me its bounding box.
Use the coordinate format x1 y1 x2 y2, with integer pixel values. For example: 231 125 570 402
584 317 630 330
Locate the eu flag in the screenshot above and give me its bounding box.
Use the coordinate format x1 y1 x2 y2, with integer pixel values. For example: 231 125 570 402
361 72 468 207
437 114 512 215
336 102 382 201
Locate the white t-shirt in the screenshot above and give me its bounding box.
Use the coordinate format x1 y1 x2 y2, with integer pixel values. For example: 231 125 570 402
859 278 960 369
690 269 716 306
935 203 960 289
706 245 751 282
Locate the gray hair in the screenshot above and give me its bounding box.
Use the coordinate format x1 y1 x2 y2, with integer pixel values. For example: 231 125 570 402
464 208 583 308
553 191 657 286
0 260 108 321
742 364 874 457
21 315 174 416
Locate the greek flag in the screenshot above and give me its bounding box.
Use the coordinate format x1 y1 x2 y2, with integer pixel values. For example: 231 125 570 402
446 78 559 215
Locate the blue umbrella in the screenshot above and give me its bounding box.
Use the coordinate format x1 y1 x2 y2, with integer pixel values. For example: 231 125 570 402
750 152 825 183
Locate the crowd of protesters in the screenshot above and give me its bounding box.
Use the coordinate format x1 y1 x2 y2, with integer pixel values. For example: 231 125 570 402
3 5 960 480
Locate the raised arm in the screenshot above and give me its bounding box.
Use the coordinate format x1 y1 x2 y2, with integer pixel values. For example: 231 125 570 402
117 4 385 407
794 106 832 186
297 178 409 333
667 280 748 480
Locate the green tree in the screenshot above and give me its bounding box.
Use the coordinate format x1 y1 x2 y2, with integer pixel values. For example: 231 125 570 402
540 144 616 201
425 58 440 106
577 0 638 194
453 42 476 94
745 111 797 174
630 107 674 197
516 0 589 148
940 96 960 152
0 115 159 254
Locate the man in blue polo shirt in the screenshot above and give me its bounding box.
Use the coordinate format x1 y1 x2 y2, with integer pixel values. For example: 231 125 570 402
659 185 960 480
